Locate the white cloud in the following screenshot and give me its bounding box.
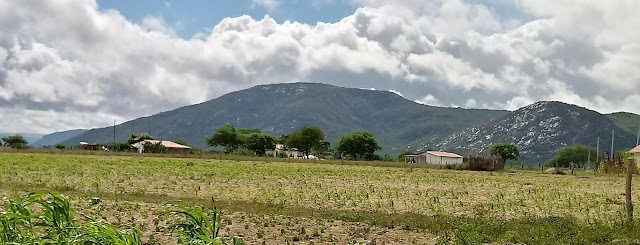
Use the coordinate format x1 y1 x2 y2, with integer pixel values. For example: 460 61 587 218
0 0 639 133
415 94 440 106
389 89 403 97
251 0 280 12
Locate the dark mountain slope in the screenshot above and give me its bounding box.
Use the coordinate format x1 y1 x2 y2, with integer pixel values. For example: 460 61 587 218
32 129 87 147
62 83 508 153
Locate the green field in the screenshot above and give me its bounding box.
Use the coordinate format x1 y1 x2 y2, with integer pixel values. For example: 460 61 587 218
2 153 640 244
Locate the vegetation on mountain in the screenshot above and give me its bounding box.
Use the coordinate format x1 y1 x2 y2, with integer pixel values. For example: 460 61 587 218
336 131 381 160
607 112 640 136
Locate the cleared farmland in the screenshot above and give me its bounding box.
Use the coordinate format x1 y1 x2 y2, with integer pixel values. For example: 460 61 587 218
1 153 640 244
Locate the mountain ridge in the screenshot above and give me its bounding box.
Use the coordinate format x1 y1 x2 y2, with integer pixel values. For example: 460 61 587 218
59 83 639 162
61 83 508 153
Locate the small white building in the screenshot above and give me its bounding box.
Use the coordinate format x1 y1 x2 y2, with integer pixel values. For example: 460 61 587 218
405 151 464 165
268 144 302 158
630 145 640 167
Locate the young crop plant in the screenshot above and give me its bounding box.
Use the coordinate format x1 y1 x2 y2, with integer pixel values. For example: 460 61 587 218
168 198 245 245
0 191 142 245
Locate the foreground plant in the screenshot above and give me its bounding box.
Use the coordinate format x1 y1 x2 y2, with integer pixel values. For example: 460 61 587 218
0 191 142 245
168 198 244 245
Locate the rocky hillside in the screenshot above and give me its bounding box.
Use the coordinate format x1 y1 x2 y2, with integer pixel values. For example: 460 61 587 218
62 83 508 153
424 101 638 162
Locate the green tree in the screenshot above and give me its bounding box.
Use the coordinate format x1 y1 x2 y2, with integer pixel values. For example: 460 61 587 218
286 126 327 157
398 151 414 161
490 143 520 163
54 144 66 150
546 145 598 168
174 138 189 146
127 133 154 144
336 131 381 161
144 141 167 154
1 135 28 149
105 142 133 152
245 133 277 156
206 124 242 153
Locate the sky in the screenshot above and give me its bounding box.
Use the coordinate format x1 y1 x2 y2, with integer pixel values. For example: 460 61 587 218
1 0 639 134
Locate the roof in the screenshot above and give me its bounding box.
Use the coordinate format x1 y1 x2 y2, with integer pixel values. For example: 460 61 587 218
133 140 191 149
425 151 463 158
630 145 640 153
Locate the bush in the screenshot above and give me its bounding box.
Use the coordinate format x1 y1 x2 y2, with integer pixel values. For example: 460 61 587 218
54 144 66 150
469 156 504 171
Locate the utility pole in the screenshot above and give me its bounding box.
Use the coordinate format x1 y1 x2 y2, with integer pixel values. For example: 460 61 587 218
611 130 615 158
596 137 600 161
595 136 600 175
626 157 634 221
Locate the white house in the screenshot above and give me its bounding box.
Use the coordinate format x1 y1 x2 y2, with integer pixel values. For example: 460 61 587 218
630 145 640 167
405 151 464 165
268 144 302 158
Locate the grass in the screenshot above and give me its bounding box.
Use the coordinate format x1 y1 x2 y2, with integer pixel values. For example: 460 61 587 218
1 152 640 244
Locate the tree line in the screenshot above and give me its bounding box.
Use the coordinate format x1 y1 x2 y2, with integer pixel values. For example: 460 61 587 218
206 124 382 160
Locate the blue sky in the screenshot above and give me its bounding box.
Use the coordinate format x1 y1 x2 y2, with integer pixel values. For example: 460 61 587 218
97 0 358 38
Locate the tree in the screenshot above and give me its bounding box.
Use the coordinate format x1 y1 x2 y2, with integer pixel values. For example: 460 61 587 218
336 131 381 161
286 126 327 157
546 145 598 168
1 135 28 149
398 151 414 161
174 138 189 146
206 124 242 153
54 144 66 150
144 141 167 154
490 143 520 163
245 133 277 156
127 133 154 144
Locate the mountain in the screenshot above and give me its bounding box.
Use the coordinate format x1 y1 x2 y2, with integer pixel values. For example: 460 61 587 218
607 112 640 136
424 101 638 163
0 133 45 145
62 83 508 153
31 129 88 147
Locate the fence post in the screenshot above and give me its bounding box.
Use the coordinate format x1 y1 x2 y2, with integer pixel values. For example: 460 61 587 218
626 157 634 221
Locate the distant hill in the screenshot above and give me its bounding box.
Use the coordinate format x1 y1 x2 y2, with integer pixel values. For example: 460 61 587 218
32 129 88 147
424 101 638 162
0 133 44 145
62 83 508 154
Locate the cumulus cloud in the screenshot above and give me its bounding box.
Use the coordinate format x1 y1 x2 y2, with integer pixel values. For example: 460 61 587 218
251 0 280 12
0 0 639 133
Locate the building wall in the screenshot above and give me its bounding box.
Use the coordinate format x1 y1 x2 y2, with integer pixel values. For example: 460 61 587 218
635 152 640 167
408 155 463 165
426 154 463 165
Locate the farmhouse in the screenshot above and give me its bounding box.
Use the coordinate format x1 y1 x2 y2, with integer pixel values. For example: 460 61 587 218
405 151 463 165
630 145 640 167
268 144 302 158
132 140 191 155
